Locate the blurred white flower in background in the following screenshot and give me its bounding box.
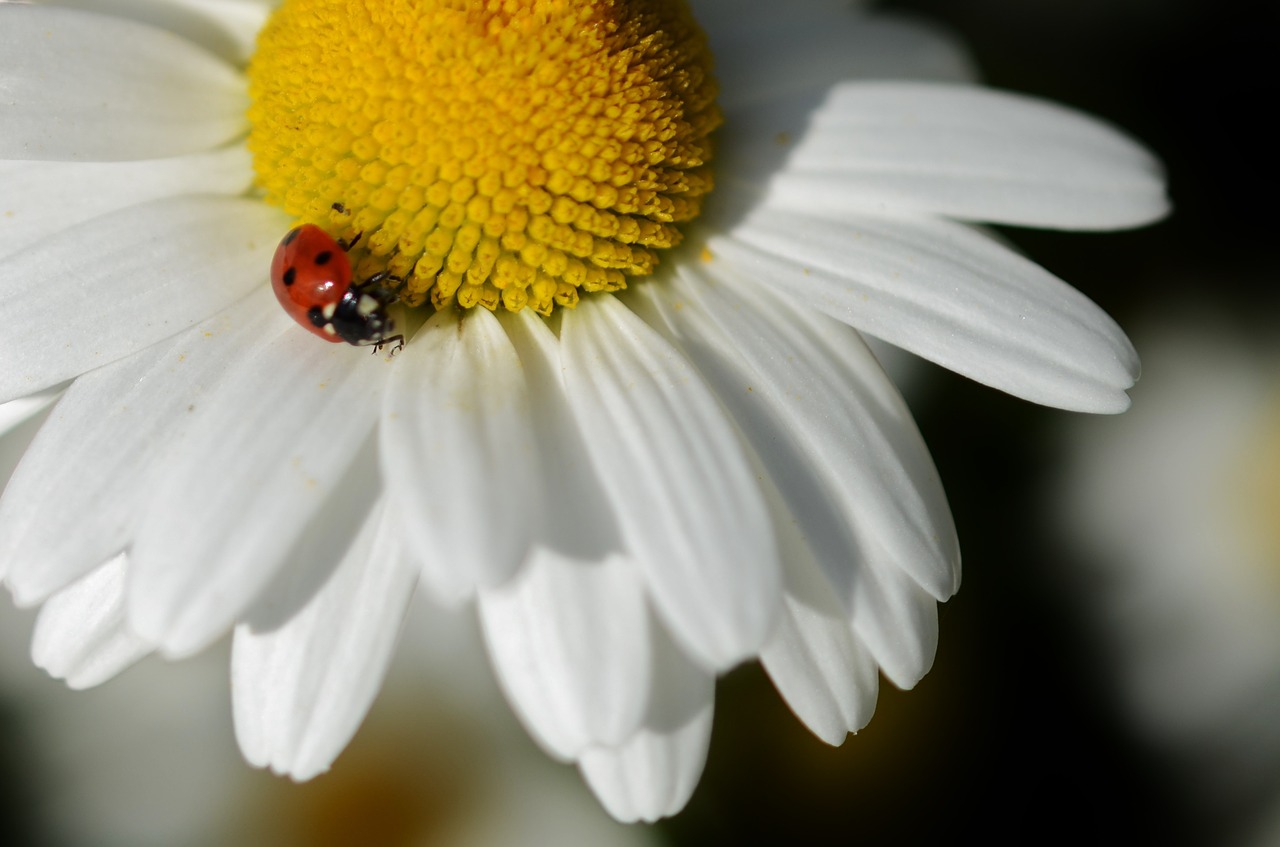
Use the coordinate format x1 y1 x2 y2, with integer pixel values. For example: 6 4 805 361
1058 312 1280 845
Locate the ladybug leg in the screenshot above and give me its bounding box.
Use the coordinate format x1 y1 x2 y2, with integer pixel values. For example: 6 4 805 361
373 335 405 357
336 231 363 252
356 271 403 296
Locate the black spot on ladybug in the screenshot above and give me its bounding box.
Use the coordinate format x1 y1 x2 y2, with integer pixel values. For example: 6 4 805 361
282 227 302 246
313 250 333 266
282 267 297 286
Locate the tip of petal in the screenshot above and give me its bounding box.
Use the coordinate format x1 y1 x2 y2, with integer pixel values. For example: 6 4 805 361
1043 349 1139 415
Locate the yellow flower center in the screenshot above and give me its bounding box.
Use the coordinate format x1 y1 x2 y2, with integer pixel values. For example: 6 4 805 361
247 0 720 315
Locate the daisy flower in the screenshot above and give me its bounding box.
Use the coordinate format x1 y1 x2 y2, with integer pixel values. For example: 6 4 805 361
0 0 1167 822
1058 314 1280 844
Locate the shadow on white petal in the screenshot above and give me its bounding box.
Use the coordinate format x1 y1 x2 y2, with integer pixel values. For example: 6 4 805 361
757 481 880 745
848 563 940 691
1 290 278 606
0 386 63 442
561 294 782 672
382 308 542 604
578 621 714 823
628 276 943 689
232 498 417 781
128 326 388 657
640 268 960 603
498 310 624 561
0 390 58 577
244 431 384 633
479 550 651 760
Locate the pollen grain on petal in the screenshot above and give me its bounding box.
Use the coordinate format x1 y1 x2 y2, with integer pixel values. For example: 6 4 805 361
247 0 720 316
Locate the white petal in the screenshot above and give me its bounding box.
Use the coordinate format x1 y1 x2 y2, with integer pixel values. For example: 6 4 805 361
128 324 389 657
643 269 959 603
577 625 714 823
760 82 1169 230
0 145 254 260
716 209 1140 412
47 0 270 66
847 560 940 690
232 499 418 781
381 308 541 603
633 266 949 720
1 289 277 606
0 5 247 161
758 485 879 744
497 310 624 560
0 397 53 540
560 294 781 670
479 551 650 759
761 596 880 746
0 195 289 404
30 553 153 689
740 442 941 691
241 434 393 642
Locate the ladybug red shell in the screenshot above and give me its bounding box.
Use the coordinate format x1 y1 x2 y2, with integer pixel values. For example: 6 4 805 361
270 224 402 350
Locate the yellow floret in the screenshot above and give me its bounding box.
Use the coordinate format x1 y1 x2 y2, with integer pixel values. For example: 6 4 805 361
248 0 720 315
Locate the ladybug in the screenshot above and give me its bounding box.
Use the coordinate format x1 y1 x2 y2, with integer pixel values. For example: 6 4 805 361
270 224 403 352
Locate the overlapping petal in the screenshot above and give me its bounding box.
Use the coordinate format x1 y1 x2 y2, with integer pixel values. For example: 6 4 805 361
127 320 389 657
0 195 287 403
1 291 276 603
758 82 1169 231
715 208 1140 412
0 388 60 443
381 308 542 603
0 4 247 161
479 551 651 759
629 263 954 690
30 554 153 690
0 146 254 260
497 310 623 560
232 499 418 780
759 494 880 744
560 294 782 671
638 266 959 603
578 626 714 823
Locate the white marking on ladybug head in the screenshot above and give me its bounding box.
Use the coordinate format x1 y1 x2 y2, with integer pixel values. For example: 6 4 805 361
322 302 337 320
322 323 337 335
357 294 379 316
